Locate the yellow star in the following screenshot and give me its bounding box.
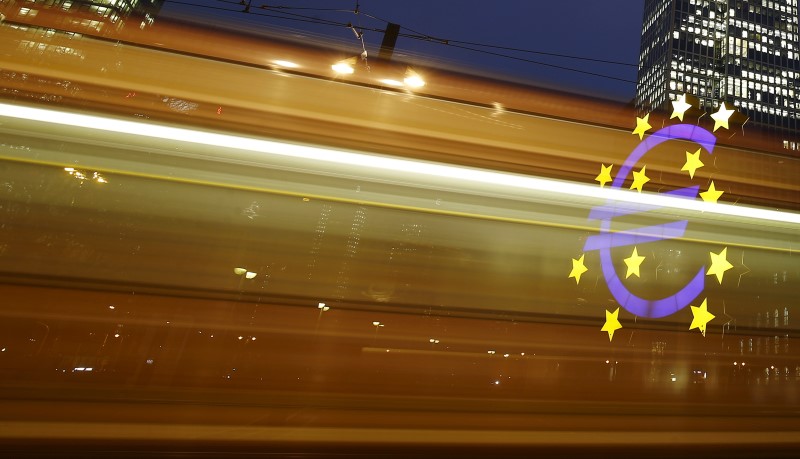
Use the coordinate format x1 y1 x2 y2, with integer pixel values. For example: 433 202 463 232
569 254 589 284
632 113 651 140
690 298 715 337
681 148 704 179
671 94 692 121
595 164 613 188
623 246 646 279
629 165 650 193
707 247 733 284
699 181 723 203
711 102 735 132
602 307 622 341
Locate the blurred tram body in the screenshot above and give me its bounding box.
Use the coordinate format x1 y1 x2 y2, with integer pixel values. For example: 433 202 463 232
0 13 799 457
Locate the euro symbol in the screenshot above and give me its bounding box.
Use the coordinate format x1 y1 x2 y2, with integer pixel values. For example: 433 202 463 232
583 124 717 318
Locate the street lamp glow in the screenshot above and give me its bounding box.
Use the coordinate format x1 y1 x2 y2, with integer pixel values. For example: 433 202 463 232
332 58 356 74
404 69 425 88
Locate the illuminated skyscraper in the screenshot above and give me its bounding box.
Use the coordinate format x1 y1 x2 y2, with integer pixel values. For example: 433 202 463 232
0 0 164 34
636 0 799 149
0 0 165 103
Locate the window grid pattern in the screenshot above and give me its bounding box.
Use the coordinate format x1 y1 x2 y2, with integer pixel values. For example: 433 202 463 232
636 0 799 146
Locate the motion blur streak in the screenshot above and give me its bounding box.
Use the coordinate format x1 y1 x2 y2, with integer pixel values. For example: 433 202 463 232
0 103 797 226
0 13 799 459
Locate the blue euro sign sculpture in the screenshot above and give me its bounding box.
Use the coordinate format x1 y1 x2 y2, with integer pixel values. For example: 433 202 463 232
583 124 717 318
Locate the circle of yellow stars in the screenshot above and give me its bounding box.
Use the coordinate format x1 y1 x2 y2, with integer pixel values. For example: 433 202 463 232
570 95 744 341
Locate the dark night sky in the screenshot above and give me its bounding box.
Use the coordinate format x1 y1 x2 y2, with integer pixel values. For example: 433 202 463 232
161 1 645 102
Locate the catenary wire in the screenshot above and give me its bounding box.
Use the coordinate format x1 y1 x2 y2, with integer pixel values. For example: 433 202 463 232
167 0 642 83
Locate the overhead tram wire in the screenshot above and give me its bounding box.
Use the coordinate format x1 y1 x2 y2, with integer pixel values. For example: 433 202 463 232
358 10 640 83
278 5 645 82
170 0 382 31
359 10 641 69
167 1 641 84
401 36 638 84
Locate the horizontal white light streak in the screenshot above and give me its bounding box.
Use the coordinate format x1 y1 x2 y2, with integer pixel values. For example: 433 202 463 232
272 60 300 69
1 103 798 226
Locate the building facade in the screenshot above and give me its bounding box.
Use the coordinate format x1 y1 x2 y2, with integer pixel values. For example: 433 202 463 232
0 0 164 35
636 0 799 149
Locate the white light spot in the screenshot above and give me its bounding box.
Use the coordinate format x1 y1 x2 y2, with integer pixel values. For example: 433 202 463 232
403 71 425 88
379 78 404 87
273 60 300 68
332 62 355 74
